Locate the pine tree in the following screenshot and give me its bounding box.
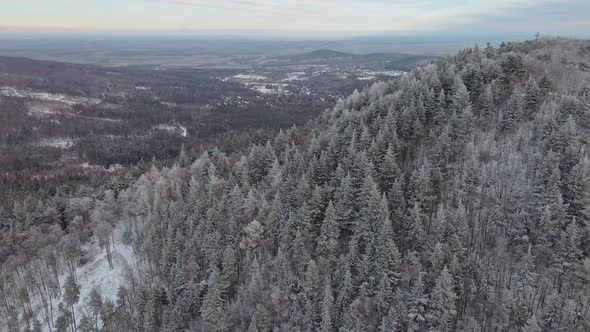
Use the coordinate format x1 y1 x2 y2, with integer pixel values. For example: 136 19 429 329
451 81 472 116
479 84 496 123
87 288 103 331
374 195 401 294
335 261 354 326
178 143 191 167
523 314 542 332
64 275 80 332
55 305 71 332
539 291 563 331
247 304 270 332
379 304 404 332
318 201 340 259
78 315 94 332
378 143 400 192
512 245 538 328
524 76 543 118
428 266 457 332
221 245 238 295
539 74 552 98
320 276 334 332
334 173 355 235
201 266 229 332
498 90 523 133
407 272 428 332
407 202 427 252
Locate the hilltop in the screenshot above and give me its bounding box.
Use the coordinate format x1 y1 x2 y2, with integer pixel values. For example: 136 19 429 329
1 37 590 331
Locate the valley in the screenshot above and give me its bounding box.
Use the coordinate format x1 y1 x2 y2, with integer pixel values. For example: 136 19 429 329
0 46 427 200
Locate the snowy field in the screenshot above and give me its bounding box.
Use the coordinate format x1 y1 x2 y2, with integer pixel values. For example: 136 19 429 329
231 74 268 81
153 123 188 137
0 86 100 106
37 138 76 149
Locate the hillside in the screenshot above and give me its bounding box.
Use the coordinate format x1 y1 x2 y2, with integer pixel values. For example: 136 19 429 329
1 37 590 332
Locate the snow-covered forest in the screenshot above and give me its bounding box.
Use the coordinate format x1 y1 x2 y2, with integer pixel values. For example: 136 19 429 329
1 37 590 331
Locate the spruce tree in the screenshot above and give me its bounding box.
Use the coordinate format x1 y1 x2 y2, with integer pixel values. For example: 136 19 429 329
428 266 457 332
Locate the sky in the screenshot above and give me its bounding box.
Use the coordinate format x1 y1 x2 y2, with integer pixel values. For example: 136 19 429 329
1 0 589 38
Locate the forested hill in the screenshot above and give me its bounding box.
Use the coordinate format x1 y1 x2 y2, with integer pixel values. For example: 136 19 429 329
2 37 590 332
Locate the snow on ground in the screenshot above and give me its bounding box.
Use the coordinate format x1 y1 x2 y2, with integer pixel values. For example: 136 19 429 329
283 72 308 81
81 229 135 297
31 224 137 332
27 103 60 116
353 69 405 81
0 86 100 106
250 83 293 95
81 116 123 123
357 75 377 80
232 74 268 81
153 123 188 137
370 70 405 77
37 138 76 149
252 85 274 94
161 101 177 108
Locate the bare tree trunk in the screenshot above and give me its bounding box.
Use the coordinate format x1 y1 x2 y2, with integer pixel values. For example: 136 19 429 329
70 304 77 332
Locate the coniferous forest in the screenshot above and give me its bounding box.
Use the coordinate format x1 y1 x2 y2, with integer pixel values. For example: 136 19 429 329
1 38 590 331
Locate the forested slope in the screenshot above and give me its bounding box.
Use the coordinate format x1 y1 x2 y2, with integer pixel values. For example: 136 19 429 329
2 37 590 331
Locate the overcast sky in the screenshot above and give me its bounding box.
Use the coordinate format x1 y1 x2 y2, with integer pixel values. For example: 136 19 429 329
2 0 589 37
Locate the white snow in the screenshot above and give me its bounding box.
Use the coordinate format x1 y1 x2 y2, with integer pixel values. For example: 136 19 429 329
0 86 101 106
250 83 293 95
37 138 76 149
357 75 377 80
161 101 177 108
283 72 308 81
27 103 59 116
371 70 405 77
354 69 405 80
180 125 188 137
153 123 188 137
232 74 268 81
73 239 134 317
19 223 138 332
252 85 274 94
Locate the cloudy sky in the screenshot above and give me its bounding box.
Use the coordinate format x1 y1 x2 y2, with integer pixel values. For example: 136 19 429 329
1 0 589 37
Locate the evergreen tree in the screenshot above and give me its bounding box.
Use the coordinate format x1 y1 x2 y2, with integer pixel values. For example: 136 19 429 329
64 275 80 332
318 201 340 259
524 76 543 117
320 276 334 332
407 272 428 332
428 266 457 332
201 266 229 332
247 304 270 332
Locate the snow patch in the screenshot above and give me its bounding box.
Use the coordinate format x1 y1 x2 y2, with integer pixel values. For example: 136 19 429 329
0 86 100 106
24 223 138 332
250 83 293 95
153 123 188 137
37 138 76 149
283 72 308 81
232 74 268 81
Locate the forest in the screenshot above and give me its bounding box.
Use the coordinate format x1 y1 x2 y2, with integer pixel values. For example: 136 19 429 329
1 37 590 332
